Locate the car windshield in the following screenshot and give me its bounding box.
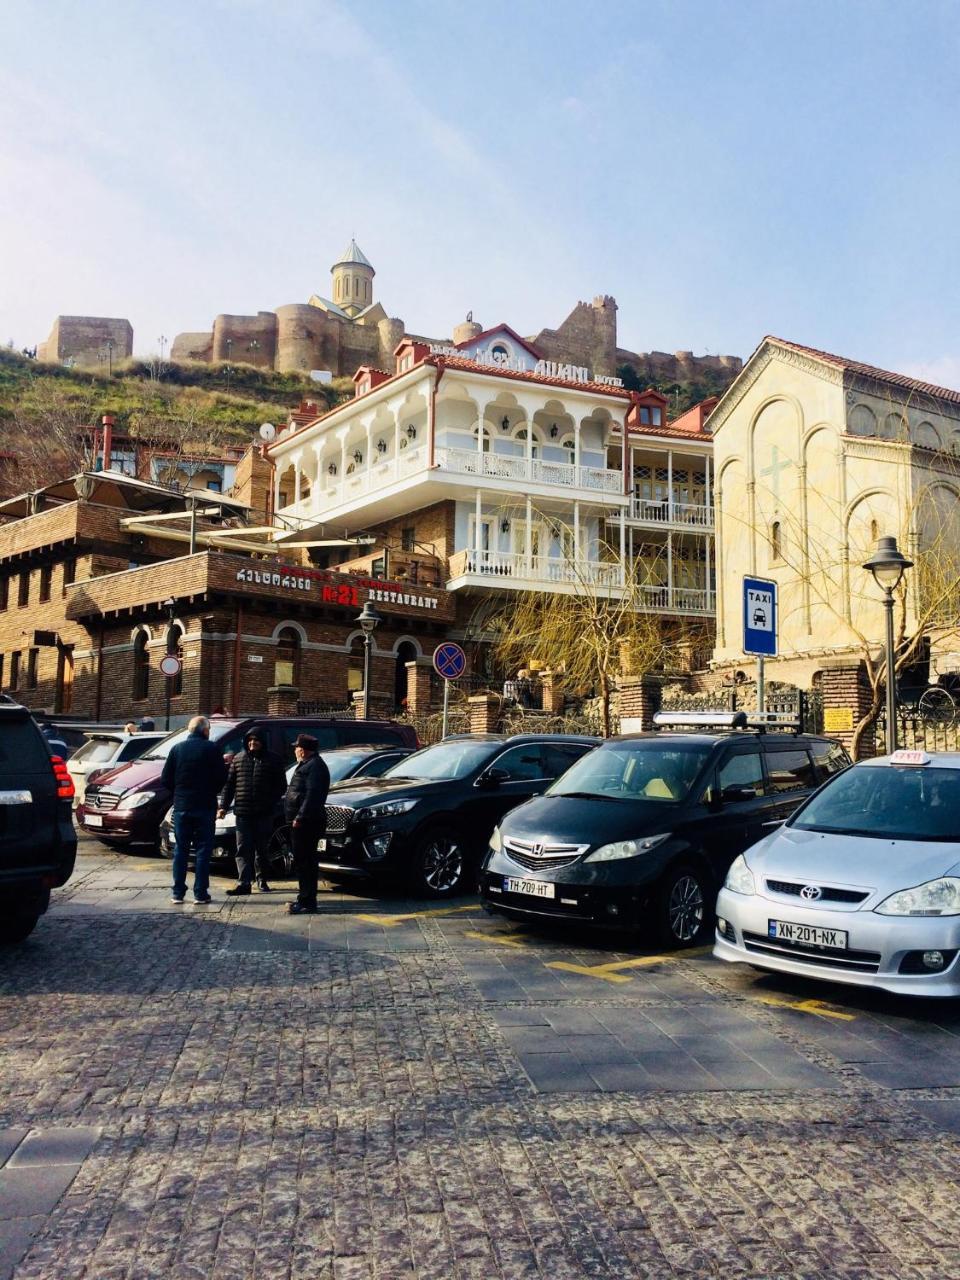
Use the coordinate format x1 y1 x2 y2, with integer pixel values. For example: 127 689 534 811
381 740 495 780
323 750 376 783
74 738 121 765
791 763 960 841
547 740 713 802
142 722 240 761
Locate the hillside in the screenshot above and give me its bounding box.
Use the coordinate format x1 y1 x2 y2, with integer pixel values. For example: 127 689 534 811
616 362 736 417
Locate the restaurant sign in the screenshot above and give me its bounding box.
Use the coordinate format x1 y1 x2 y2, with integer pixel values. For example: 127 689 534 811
234 565 439 612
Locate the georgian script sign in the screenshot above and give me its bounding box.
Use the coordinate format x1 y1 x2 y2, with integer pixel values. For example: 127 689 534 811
233 564 439 612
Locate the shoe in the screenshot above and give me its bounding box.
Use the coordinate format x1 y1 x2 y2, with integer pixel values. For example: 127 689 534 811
170 894 185 904
256 882 271 893
226 884 251 896
193 895 213 905
287 902 317 915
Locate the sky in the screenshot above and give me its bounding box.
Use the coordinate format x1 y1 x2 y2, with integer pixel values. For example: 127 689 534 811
2 0 959 384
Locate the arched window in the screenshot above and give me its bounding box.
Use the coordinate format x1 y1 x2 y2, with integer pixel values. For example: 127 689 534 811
166 624 184 697
347 634 365 696
869 518 879 543
132 630 150 701
770 521 783 562
472 424 491 452
514 427 542 459
274 627 301 687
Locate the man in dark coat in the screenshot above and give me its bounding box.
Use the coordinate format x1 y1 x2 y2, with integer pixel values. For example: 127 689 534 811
219 728 286 895
160 715 228 904
284 733 330 915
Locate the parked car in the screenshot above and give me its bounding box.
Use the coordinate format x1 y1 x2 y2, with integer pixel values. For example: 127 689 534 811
715 748 960 996
67 731 167 805
158 744 414 869
77 716 418 850
0 701 77 942
318 734 599 897
480 713 850 947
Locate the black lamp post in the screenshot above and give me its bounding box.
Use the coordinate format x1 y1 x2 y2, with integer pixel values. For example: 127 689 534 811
862 535 913 754
356 600 383 716
163 597 176 731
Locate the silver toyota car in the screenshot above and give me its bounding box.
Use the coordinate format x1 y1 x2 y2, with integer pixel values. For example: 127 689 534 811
714 749 960 996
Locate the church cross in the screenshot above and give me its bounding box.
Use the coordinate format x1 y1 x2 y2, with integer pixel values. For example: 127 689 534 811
760 445 794 501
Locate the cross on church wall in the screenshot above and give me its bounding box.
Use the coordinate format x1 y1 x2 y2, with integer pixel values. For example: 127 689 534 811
759 444 794 502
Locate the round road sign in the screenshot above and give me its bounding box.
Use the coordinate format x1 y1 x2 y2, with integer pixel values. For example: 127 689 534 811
433 642 466 681
159 654 183 678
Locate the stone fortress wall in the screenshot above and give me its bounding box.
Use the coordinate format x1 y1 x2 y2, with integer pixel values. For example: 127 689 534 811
37 316 133 368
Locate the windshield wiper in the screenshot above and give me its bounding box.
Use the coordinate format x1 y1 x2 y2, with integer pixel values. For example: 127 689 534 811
553 790 625 802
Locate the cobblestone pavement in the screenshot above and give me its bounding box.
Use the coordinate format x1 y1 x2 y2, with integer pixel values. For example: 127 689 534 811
4 840 960 1278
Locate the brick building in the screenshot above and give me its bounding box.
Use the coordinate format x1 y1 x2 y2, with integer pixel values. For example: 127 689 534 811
0 471 452 723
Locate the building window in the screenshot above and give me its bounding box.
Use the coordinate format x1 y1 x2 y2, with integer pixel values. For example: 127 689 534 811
63 558 76 586
651 407 662 426
9 651 20 692
640 407 651 425
472 424 491 453
401 527 415 552
17 572 29 607
0 577 7 611
770 520 783 563
514 427 542 459
274 627 301 687
870 518 879 542
167 624 184 697
132 630 150 700
39 565 52 602
348 636 364 694
26 648 38 689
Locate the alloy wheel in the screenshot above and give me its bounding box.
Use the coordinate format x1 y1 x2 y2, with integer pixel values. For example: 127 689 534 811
421 835 464 894
668 874 704 943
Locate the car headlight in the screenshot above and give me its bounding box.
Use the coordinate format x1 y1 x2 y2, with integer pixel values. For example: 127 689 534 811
357 798 418 820
585 833 671 862
489 827 502 853
117 790 156 811
875 877 960 916
724 854 755 895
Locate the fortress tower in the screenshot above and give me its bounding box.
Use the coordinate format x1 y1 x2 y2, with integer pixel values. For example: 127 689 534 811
331 239 375 317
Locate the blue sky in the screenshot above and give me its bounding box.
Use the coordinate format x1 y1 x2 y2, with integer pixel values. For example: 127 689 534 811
2 0 959 383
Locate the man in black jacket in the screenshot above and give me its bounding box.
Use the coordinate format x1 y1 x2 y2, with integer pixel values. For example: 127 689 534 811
219 728 286 896
284 733 330 915
160 716 228 904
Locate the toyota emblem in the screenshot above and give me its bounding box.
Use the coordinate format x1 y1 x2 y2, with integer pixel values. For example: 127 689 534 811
800 884 822 901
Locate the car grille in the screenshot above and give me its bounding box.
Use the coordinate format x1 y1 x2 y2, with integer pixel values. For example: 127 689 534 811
85 789 120 812
503 836 589 872
743 931 881 972
765 878 870 904
324 805 354 834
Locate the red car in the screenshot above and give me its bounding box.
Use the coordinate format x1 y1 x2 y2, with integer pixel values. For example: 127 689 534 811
77 715 418 850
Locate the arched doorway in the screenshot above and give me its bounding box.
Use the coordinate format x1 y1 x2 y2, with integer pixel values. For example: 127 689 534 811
395 641 418 711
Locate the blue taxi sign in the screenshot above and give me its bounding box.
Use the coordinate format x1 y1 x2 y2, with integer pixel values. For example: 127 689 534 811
433 642 466 681
743 576 777 657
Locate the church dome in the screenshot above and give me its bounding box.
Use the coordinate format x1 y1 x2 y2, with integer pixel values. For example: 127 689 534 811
331 239 374 274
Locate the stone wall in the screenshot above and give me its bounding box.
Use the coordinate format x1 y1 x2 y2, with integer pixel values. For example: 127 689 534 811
531 296 619 377
616 348 742 383
169 331 213 362
38 316 133 368
211 312 277 367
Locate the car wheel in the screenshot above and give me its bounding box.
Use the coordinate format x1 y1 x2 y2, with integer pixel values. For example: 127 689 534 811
655 863 709 948
267 824 295 879
0 895 44 945
413 827 468 898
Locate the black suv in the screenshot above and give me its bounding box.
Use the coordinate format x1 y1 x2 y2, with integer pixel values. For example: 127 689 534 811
0 702 77 942
319 734 599 897
480 715 850 946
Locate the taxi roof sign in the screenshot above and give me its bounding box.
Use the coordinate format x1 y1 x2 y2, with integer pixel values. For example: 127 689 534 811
890 749 931 766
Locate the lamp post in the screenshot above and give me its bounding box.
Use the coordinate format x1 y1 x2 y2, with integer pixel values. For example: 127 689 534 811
356 601 383 718
862 535 913 754
163 597 176 731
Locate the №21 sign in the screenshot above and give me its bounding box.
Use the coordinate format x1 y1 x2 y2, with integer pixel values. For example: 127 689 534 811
235 567 360 607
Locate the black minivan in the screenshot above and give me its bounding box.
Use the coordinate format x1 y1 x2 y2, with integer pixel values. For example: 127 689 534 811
480 716 850 947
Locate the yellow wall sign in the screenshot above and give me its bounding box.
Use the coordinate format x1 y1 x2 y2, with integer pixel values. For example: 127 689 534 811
823 707 854 733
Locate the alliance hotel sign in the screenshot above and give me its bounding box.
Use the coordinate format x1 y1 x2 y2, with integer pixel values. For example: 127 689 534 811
428 343 624 388
234 564 441 612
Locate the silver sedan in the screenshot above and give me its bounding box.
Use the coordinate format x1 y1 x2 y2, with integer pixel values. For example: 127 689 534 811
714 750 960 997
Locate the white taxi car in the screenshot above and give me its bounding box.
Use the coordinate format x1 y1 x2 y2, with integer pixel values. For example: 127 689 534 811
714 749 960 996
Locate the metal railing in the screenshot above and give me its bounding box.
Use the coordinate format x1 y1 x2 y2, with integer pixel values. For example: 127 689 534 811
435 447 623 494
448 548 623 588
625 496 714 527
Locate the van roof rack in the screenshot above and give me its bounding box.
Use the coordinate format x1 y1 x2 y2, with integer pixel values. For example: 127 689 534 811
652 710 802 734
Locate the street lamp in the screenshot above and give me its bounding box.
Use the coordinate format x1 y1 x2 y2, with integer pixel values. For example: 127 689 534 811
356 600 383 716
862 535 913 754
163 597 177 731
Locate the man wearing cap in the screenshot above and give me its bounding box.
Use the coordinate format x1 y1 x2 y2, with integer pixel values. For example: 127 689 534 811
284 734 331 915
218 728 287 895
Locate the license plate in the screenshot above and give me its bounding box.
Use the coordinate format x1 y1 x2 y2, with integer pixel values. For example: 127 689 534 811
85 814 103 828
504 877 555 899
317 838 326 851
768 919 847 949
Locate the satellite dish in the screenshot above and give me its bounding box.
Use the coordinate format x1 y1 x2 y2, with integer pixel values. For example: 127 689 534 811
259 423 276 442
309 370 333 385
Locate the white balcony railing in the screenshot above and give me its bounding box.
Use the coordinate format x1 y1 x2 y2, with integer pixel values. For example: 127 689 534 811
625 496 714 527
436 447 623 494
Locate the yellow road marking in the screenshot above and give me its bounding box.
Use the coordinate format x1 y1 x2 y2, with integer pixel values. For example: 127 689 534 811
757 994 855 1022
463 928 533 950
354 904 477 928
548 945 712 983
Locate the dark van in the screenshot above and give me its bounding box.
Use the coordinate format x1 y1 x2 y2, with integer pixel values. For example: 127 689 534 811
77 715 418 850
480 713 850 947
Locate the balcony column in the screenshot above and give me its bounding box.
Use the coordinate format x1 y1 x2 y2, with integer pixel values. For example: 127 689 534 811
706 534 713 605
338 431 348 482
619 507 626 585
667 450 673 522
293 453 302 508
393 412 401 478
574 417 582 485
475 489 482 561
667 532 673 606
525 495 532 576
573 501 580 562
525 414 533 478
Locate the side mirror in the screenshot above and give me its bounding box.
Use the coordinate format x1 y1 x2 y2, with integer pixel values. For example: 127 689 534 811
720 784 758 803
477 767 509 788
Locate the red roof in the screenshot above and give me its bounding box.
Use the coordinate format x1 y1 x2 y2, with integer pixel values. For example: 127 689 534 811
764 337 960 406
664 397 719 437
455 323 542 360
